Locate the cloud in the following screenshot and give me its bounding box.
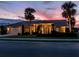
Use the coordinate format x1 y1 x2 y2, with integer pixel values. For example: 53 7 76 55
0 1 14 14
0 1 10 5
43 1 53 4
34 9 50 20
0 9 18 19
45 8 57 10
34 8 64 20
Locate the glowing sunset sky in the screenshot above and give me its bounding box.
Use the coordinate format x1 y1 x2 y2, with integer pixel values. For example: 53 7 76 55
0 1 79 27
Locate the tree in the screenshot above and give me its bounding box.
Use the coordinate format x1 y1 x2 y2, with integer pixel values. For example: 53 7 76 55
71 17 75 32
24 8 36 35
61 1 77 32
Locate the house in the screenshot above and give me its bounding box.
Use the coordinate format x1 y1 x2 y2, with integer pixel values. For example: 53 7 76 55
7 20 67 35
0 18 67 35
0 18 22 35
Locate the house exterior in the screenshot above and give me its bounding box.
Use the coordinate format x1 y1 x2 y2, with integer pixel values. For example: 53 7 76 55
0 18 22 35
0 18 67 35
7 20 67 35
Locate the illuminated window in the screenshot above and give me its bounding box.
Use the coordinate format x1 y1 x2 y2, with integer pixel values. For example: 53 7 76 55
59 26 66 32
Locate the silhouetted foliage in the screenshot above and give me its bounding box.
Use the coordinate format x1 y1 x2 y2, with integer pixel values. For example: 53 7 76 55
0 26 7 34
71 17 75 26
25 8 36 21
24 8 36 35
61 1 77 32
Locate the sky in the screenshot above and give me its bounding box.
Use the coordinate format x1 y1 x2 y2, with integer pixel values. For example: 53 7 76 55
0 1 79 27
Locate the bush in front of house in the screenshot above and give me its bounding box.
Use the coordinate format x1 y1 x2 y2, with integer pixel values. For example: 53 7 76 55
18 32 30 35
51 31 78 38
23 32 30 35
65 32 78 37
0 26 7 35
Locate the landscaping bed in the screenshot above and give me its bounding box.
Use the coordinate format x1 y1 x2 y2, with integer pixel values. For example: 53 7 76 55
2 32 79 39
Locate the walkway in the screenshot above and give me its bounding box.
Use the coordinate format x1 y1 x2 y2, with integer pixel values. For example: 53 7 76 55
0 33 17 37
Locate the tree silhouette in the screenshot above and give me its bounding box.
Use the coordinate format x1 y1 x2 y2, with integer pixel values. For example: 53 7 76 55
25 8 36 35
61 1 77 32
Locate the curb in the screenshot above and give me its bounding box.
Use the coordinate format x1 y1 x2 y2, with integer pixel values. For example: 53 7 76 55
0 38 78 42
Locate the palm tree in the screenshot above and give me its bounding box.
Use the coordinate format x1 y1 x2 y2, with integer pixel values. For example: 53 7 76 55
61 1 77 32
71 17 75 32
25 8 36 35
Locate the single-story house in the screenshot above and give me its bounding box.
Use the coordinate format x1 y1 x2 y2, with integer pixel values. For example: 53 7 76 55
0 18 22 34
7 20 67 35
0 18 68 35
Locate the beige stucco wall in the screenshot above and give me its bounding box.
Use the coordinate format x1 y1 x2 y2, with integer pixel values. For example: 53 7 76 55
7 26 22 34
7 24 66 35
55 26 66 33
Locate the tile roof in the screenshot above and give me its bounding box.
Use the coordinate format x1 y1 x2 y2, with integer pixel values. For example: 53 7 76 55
12 20 67 27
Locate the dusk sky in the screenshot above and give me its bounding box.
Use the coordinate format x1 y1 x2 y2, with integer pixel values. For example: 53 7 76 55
0 1 79 27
